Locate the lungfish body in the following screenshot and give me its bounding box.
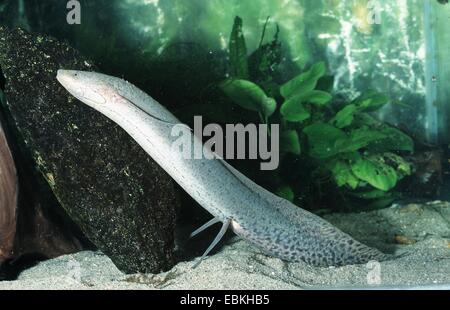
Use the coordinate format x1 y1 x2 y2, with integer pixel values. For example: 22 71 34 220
57 70 390 267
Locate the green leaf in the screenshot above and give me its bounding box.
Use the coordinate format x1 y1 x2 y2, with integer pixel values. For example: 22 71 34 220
280 96 311 122
354 112 380 127
280 62 327 99
276 185 295 202
229 16 249 79
301 90 332 106
383 153 412 178
331 104 358 128
338 152 362 163
351 158 398 191
280 130 301 155
303 123 347 159
336 128 387 153
353 91 390 112
220 79 277 120
367 127 414 152
220 79 267 111
261 97 277 119
330 161 360 189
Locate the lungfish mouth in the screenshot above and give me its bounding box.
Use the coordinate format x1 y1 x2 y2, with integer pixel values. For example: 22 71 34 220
56 69 77 86
57 70 107 105
56 70 83 96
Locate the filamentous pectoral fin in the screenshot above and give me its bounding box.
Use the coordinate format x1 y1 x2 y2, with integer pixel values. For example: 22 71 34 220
192 219 231 268
190 218 221 238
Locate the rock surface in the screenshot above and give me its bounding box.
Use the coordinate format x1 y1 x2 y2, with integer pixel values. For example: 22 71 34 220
1 88 88 268
0 27 178 273
0 202 448 289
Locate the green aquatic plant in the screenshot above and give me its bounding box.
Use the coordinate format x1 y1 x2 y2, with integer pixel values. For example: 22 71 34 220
218 17 414 210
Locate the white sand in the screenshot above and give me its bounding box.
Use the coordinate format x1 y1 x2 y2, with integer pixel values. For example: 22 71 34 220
0 202 449 290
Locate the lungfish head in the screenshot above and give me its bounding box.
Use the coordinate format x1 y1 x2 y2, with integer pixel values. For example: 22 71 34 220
57 70 174 124
56 70 135 109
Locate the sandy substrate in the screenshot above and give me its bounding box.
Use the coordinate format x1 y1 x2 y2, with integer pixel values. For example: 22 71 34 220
0 201 449 290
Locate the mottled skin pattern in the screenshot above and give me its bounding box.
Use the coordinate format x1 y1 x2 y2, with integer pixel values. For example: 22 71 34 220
232 206 389 266
57 70 390 267
225 160 389 266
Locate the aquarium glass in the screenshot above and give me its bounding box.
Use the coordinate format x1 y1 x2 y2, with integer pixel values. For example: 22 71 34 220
0 0 449 291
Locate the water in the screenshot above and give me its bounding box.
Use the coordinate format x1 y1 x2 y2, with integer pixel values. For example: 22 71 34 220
0 0 449 289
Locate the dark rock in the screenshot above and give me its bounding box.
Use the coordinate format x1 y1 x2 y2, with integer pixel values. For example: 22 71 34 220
2 85 87 266
0 27 178 273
